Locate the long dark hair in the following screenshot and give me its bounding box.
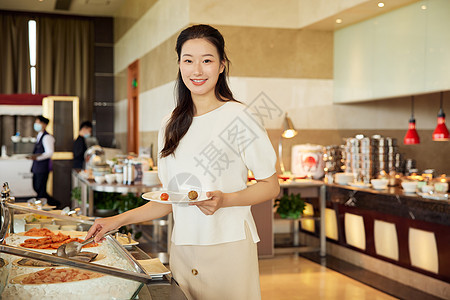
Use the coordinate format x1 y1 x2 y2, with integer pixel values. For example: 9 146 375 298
160 24 236 158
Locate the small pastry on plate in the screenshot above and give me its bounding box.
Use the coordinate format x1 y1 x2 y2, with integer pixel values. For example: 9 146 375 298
188 190 198 200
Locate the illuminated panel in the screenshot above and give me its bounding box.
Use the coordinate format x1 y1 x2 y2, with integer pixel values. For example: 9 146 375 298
344 213 366 250
374 220 399 261
409 228 438 273
325 208 338 240
300 203 315 232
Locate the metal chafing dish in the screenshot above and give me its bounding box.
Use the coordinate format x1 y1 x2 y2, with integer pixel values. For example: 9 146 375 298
0 182 184 300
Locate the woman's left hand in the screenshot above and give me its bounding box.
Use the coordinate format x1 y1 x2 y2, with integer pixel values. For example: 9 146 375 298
190 190 224 215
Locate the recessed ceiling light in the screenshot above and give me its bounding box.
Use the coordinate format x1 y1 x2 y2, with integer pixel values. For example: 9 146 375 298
378 2 385 8
421 5 427 10
336 18 343 24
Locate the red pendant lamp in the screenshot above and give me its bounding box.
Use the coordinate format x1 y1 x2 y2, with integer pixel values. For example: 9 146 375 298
404 96 420 145
432 92 449 141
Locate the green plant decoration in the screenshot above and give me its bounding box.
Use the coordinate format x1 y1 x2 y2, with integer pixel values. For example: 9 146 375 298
117 193 146 214
71 187 81 204
274 193 306 219
94 191 120 210
93 192 147 238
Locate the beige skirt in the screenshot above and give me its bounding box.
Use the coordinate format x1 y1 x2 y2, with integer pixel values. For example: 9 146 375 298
169 224 261 300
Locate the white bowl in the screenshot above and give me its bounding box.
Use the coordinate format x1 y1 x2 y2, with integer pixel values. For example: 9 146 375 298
11 136 21 143
334 173 354 185
421 185 434 193
115 173 123 183
105 174 116 184
435 182 449 193
401 181 418 193
371 179 388 190
94 176 105 184
143 171 161 186
21 137 30 143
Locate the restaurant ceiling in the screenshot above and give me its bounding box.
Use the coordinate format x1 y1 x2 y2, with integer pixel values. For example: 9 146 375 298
0 0 126 17
0 0 421 28
304 0 420 30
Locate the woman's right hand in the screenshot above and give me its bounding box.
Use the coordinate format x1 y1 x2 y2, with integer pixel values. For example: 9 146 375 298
85 216 122 243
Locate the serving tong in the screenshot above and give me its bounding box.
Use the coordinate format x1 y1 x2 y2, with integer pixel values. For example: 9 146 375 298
56 229 118 258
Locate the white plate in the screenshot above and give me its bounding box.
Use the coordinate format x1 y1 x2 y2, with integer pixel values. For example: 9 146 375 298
142 190 210 204
348 182 372 189
418 192 448 200
115 235 139 247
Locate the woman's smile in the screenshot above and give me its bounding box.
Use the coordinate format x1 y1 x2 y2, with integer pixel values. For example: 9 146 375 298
191 79 207 86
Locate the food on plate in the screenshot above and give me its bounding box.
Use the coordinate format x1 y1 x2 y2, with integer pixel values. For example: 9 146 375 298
160 193 169 201
0 258 5 268
24 227 54 237
18 267 103 284
20 232 98 250
188 190 198 200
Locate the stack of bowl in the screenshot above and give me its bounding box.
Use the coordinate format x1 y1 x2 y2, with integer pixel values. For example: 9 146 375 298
342 135 372 183
371 136 403 177
370 178 389 190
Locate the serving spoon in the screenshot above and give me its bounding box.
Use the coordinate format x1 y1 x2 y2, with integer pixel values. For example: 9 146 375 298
56 229 118 258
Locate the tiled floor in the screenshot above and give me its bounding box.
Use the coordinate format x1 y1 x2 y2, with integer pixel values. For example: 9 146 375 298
259 254 396 300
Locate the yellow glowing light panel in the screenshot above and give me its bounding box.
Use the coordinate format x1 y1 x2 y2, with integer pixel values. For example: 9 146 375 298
409 228 438 273
374 220 399 261
344 213 366 250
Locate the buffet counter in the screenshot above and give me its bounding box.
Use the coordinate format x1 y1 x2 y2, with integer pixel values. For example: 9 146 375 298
323 183 449 283
1 235 187 300
0 183 187 300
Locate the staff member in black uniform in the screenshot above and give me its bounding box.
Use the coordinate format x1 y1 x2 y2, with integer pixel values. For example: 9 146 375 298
72 121 93 169
27 116 56 205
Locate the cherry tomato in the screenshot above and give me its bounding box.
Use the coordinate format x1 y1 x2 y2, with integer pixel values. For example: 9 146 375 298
160 193 169 201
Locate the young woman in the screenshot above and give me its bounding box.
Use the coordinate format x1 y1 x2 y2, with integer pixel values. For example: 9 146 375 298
86 24 280 299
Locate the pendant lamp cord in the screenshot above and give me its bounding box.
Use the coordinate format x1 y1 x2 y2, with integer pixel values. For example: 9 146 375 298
411 96 415 118
440 92 443 110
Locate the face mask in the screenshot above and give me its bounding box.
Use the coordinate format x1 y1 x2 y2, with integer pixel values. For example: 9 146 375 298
83 133 91 138
34 123 42 132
